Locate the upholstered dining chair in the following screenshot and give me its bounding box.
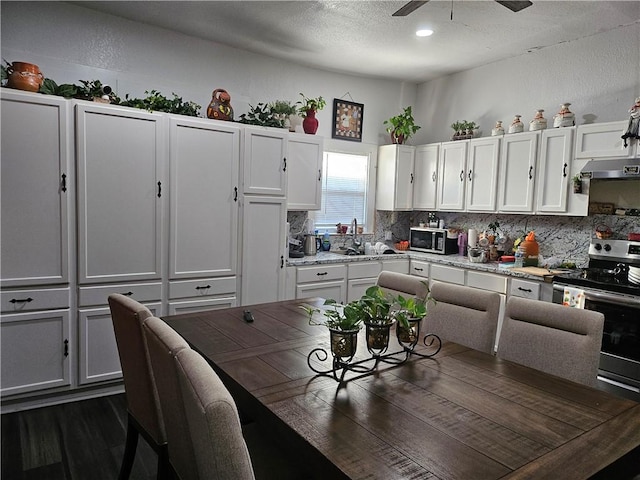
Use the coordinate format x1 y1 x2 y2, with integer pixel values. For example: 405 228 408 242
424 281 501 354
376 271 429 301
142 316 197 480
107 294 168 480
497 296 605 387
174 347 256 480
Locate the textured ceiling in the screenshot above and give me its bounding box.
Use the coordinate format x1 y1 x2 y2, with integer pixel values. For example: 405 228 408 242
71 1 640 83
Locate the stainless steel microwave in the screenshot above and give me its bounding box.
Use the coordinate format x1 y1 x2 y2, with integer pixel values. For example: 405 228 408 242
410 227 458 254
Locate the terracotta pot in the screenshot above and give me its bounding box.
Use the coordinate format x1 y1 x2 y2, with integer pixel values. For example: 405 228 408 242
7 62 44 92
302 109 318 134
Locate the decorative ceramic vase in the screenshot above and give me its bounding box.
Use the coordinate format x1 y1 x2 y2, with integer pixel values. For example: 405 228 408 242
207 88 234 121
302 109 319 134
553 103 575 128
491 121 505 136
529 109 547 131
508 115 524 134
6 62 44 92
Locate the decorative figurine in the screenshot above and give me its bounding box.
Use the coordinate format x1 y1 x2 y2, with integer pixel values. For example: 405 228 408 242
508 115 524 134
621 96 640 147
553 103 575 128
491 120 505 136
207 88 234 121
529 109 547 131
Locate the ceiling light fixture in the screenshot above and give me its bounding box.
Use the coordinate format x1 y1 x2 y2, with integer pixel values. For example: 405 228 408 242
416 29 434 37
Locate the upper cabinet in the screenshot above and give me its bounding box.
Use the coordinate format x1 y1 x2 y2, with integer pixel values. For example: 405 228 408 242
242 126 287 196
436 140 468 211
76 102 166 284
376 144 415 211
287 133 323 210
535 127 573 213
466 137 501 212
1 91 72 287
497 131 539 212
412 144 439 211
575 120 635 159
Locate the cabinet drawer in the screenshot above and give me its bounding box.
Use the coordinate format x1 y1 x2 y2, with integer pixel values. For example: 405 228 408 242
78 282 162 307
467 271 507 294
1 287 70 313
169 277 236 300
409 260 429 278
430 264 464 285
381 259 410 274
297 264 347 283
168 297 237 315
509 279 541 300
348 262 381 280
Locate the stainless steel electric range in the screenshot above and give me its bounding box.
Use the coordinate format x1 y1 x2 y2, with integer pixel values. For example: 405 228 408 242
552 239 640 401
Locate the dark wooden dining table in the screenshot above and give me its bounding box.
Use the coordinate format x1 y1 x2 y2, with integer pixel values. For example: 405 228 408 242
162 297 640 480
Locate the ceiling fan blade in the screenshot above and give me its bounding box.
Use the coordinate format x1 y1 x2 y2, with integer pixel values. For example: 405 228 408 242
495 1 533 12
392 1 429 17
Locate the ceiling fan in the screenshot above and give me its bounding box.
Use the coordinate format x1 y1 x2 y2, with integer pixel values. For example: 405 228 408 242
392 1 533 16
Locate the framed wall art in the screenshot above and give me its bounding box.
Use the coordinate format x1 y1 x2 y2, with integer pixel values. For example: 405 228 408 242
332 98 364 142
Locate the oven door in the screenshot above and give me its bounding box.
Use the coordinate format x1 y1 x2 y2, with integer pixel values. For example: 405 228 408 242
552 283 640 401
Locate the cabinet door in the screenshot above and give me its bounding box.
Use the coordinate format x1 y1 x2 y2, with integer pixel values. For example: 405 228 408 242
169 117 239 279
297 280 347 304
376 145 415 211
437 141 467 211
575 121 631 159
1 91 71 287
413 144 439 210
241 195 286 305
287 133 323 210
76 103 165 284
242 127 287 195
498 132 539 212
347 277 377 303
466 137 500 212
536 128 573 213
1 310 71 396
78 302 161 385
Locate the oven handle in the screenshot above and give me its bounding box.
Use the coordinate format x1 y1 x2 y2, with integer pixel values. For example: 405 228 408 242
553 283 640 308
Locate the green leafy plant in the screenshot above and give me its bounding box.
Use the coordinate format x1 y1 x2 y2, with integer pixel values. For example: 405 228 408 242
38 78 78 98
384 106 421 143
238 102 283 127
450 121 463 132
394 292 431 329
296 93 326 117
355 286 397 326
118 90 201 116
269 100 297 116
1 59 10 84
301 299 364 332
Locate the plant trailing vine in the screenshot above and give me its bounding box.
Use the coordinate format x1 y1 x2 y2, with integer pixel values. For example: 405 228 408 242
118 90 201 116
238 102 285 127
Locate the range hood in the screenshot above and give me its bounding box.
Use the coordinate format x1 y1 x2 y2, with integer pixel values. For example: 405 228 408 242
581 158 640 179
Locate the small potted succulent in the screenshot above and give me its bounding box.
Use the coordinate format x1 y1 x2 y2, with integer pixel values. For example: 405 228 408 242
296 93 326 134
384 106 421 144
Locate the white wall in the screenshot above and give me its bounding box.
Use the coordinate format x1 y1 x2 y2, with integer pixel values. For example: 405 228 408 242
0 1 417 147
414 23 640 144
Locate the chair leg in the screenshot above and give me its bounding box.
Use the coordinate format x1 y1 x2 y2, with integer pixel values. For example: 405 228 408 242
118 414 139 480
156 443 170 480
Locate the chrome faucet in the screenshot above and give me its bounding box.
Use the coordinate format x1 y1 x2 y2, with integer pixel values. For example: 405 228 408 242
351 218 362 249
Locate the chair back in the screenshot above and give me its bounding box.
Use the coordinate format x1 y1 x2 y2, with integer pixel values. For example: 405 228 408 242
108 294 165 444
143 316 198 480
425 281 501 353
175 348 255 480
497 296 604 386
376 271 429 301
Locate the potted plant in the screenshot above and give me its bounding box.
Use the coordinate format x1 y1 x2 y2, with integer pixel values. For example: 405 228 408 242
296 93 326 134
395 293 429 345
384 106 421 144
270 99 297 130
238 102 282 127
572 174 582 193
355 286 398 353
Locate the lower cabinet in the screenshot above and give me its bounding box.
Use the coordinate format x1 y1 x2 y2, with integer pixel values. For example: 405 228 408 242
466 271 507 352
295 264 347 304
429 264 465 286
409 259 429 279
168 276 237 315
347 262 381 302
381 259 410 274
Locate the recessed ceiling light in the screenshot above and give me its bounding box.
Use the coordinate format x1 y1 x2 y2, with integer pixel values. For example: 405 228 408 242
416 29 434 37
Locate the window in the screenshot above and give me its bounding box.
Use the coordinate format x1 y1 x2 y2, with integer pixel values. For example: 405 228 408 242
310 151 371 231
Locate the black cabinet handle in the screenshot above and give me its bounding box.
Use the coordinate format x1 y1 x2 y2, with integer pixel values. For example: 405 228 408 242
528 166 533 180
283 157 287 172
413 267 423 272
517 287 533 293
157 181 162 198
410 173 414 184
64 339 69 357
9 297 33 304
468 170 472 181
432 171 436 182
120 291 134 297
234 186 238 202
280 256 284 268
316 271 328 276
61 173 67 192
460 170 464 182
562 163 568 177
318 169 322 181
195 285 211 290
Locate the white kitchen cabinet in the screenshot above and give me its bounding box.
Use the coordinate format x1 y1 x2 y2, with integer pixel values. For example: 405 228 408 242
376 144 415 211
498 131 539 212
1 90 72 287
287 133 323 210
1 309 71 396
296 264 347 303
429 264 465 286
347 262 381 302
168 297 237 315
466 271 507 352
76 102 166 284
168 277 237 314
169 116 240 280
412 144 439 211
240 195 287 305
409 259 429 279
242 126 287 196
575 120 634 159
466 137 500 212
535 127 573 213
509 278 541 300
436 141 468 211
381 259 410 274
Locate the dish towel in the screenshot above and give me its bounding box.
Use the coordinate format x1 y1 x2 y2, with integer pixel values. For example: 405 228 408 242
563 287 585 308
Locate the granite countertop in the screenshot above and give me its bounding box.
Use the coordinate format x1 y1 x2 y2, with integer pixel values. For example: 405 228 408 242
287 250 559 282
